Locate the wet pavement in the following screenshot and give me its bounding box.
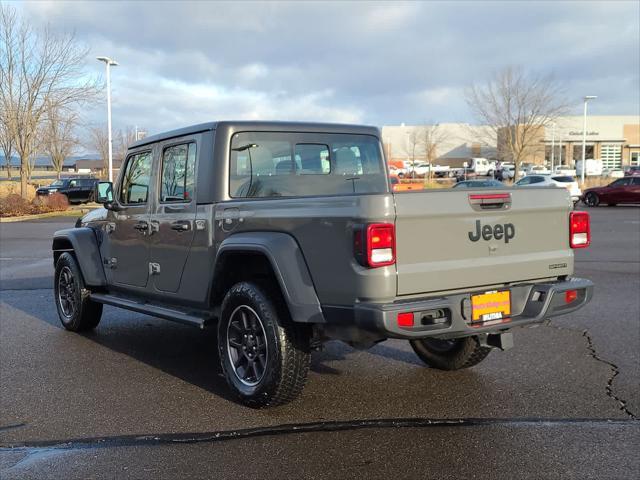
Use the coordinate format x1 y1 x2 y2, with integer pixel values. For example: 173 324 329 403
0 207 638 479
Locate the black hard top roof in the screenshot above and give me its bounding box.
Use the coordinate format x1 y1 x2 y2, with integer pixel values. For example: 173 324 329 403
129 121 380 149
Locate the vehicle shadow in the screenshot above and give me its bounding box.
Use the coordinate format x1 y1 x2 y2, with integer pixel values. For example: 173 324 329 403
2 289 430 401
0 275 53 291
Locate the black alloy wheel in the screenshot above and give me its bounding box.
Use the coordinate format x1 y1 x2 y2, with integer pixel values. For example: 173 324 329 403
226 305 268 387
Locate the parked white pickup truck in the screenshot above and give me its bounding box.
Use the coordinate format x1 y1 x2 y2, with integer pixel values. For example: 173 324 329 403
412 162 451 178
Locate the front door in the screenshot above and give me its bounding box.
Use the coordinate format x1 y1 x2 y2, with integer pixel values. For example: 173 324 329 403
605 178 631 204
108 150 153 288
148 140 198 293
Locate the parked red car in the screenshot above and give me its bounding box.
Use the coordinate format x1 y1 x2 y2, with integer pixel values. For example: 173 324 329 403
624 165 640 176
582 177 640 207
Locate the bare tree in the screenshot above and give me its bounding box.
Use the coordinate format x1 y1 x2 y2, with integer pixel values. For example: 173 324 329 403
465 66 567 179
403 129 423 178
0 116 14 178
0 4 98 197
115 126 138 164
41 104 78 179
88 125 109 176
418 124 448 181
402 125 449 180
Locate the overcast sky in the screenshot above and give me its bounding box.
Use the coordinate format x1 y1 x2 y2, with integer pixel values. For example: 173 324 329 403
14 0 640 136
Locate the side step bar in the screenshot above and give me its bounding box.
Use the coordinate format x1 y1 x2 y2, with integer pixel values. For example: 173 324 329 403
90 293 210 329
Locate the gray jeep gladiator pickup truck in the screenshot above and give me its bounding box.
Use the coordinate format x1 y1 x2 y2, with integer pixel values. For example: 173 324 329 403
52 121 594 408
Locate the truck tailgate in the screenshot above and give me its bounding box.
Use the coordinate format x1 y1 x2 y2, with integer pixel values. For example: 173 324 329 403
394 188 573 296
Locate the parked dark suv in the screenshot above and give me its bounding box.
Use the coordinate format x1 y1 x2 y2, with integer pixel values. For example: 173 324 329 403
36 178 99 204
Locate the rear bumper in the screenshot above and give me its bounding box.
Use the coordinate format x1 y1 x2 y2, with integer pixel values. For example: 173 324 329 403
323 277 593 343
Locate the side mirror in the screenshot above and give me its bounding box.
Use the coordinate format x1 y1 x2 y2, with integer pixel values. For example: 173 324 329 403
96 181 114 205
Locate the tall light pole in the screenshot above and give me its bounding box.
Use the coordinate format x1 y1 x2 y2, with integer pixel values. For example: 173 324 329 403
550 122 556 172
581 95 597 185
97 56 118 182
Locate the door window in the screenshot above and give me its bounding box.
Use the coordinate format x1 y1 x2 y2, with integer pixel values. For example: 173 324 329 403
120 151 152 204
160 143 196 202
610 178 631 187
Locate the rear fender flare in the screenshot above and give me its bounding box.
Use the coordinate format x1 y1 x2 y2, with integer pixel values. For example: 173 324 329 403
214 232 324 323
52 228 106 287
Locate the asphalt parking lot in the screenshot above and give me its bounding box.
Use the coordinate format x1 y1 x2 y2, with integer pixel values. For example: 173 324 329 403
1 207 638 479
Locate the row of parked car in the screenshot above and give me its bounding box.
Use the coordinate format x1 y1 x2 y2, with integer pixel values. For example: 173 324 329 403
451 174 640 207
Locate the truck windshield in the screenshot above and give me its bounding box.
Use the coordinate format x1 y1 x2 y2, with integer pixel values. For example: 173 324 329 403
230 132 387 198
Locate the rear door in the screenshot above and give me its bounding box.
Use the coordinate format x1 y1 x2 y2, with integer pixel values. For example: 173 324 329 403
65 179 81 202
393 188 573 296
148 139 198 293
629 177 640 203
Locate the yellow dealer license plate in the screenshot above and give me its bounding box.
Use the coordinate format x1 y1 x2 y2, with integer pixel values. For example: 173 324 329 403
471 290 511 323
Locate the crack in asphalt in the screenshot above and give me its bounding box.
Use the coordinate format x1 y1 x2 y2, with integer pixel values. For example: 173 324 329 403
0 417 635 452
581 330 638 420
548 322 637 420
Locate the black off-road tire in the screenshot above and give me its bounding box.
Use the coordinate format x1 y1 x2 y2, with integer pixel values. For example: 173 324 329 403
218 282 311 408
54 252 103 332
584 192 599 207
410 336 491 370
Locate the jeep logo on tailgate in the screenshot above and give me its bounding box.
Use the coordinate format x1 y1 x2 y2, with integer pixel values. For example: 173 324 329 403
468 220 515 243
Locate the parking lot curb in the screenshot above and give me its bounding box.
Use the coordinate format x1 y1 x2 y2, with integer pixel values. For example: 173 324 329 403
0 210 85 223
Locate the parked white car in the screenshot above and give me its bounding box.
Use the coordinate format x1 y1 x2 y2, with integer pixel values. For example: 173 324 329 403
602 168 625 178
553 165 576 177
527 165 551 175
515 174 582 204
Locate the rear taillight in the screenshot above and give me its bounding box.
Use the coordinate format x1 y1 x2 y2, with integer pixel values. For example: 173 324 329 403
367 223 395 267
355 223 395 267
570 211 590 248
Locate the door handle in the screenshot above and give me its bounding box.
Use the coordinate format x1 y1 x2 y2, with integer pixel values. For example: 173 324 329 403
171 220 191 232
133 221 149 233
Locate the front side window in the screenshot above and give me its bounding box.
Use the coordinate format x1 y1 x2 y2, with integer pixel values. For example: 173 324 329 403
160 143 196 202
120 151 152 204
229 132 386 198
552 176 574 183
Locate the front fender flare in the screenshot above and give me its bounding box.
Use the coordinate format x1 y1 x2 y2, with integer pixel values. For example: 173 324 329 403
215 232 324 323
52 228 106 287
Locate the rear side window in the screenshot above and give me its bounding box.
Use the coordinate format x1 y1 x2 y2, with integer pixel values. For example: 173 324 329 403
229 132 387 198
120 151 152 204
611 178 631 187
552 176 574 183
160 143 196 202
